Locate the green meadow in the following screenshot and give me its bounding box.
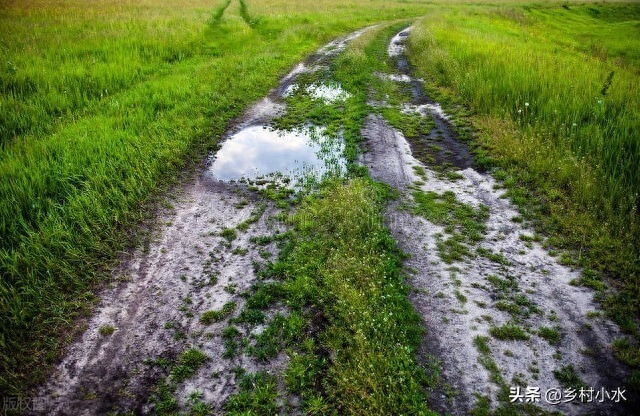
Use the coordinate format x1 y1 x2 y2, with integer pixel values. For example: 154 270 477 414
1 0 639 407
409 2 640 332
0 0 435 396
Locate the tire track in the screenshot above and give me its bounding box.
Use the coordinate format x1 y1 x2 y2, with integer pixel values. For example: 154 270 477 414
361 26 636 415
208 0 232 27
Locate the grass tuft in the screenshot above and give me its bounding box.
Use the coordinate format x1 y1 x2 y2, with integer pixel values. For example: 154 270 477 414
489 324 529 341
199 301 237 325
553 365 586 390
98 325 116 336
170 348 209 383
538 326 562 345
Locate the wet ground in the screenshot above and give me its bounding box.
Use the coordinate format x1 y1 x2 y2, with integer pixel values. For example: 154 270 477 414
30 26 636 416
388 28 473 171
29 29 368 416
361 27 636 415
31 176 288 415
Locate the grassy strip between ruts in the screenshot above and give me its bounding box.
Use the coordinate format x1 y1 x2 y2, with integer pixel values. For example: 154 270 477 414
218 22 439 414
268 178 436 415
407 2 640 375
0 0 435 396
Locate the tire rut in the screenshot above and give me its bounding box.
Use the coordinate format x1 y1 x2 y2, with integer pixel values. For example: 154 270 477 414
361 26 636 415
28 25 636 416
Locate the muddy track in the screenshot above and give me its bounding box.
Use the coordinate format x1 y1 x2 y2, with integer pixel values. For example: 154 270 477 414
30 26 635 416
28 29 370 416
361 27 636 415
30 177 290 415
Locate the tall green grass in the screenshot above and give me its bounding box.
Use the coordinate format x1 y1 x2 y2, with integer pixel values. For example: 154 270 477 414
0 0 434 397
408 3 640 326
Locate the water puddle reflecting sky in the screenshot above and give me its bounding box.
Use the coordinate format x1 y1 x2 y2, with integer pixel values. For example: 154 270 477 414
208 125 345 186
206 28 369 189
283 83 351 103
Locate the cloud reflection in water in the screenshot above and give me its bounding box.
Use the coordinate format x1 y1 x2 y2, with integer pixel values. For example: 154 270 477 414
209 125 344 184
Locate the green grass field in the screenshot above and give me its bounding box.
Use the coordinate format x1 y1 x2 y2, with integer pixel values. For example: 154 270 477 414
408 2 640 332
0 0 435 396
1 0 639 408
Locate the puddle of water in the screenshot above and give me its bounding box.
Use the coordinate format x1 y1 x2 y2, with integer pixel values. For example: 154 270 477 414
208 125 345 187
388 28 411 57
376 72 413 83
317 27 372 57
379 28 473 170
400 103 472 170
284 83 351 103
206 29 374 190
281 62 308 85
306 83 351 102
402 103 450 121
276 27 373 100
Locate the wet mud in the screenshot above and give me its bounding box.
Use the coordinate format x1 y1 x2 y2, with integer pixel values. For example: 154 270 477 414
389 28 473 171
30 25 637 416
30 178 288 415
361 27 637 415
29 29 370 416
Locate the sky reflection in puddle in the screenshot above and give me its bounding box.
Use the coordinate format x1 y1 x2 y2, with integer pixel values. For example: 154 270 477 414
208 125 345 186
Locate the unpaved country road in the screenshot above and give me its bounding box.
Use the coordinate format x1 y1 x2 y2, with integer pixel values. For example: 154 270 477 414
361 27 636 415
31 178 289 415
31 26 636 415
29 29 368 416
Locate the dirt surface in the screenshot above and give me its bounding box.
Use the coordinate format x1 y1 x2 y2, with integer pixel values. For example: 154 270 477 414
360 27 636 415
30 176 289 415
29 28 376 416
30 26 636 416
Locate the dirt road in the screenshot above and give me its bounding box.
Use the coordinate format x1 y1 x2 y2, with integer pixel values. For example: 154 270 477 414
360 27 634 415
31 26 635 416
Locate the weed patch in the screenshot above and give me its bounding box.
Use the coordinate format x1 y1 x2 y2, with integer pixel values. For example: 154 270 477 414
199 302 237 325
248 312 305 361
225 371 279 414
221 227 237 242
553 365 586 390
538 326 562 345
485 274 539 318
170 348 209 383
612 338 640 367
98 325 116 336
490 324 529 341
476 247 511 266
